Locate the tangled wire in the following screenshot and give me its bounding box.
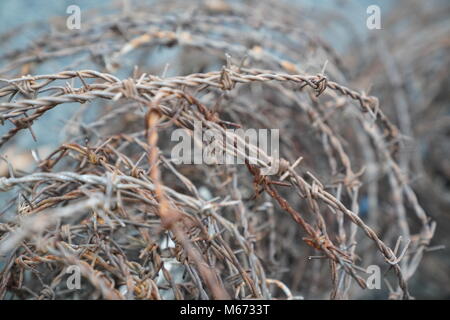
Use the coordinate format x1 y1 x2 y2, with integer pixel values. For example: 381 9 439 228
0 0 448 300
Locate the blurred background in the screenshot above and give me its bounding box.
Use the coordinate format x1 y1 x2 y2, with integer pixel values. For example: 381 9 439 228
0 0 448 299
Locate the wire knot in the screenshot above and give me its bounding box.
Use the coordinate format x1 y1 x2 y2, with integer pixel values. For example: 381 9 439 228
219 66 235 90
13 118 32 129
274 158 290 176
16 78 37 98
131 167 145 178
122 78 138 98
313 74 328 97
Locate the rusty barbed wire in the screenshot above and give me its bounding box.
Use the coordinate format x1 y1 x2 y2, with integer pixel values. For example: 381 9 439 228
0 0 445 300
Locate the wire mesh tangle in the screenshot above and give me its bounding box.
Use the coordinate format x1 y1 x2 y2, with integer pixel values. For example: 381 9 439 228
0 0 444 300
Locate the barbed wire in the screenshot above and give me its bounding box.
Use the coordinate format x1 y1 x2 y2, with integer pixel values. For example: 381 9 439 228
0 0 444 300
